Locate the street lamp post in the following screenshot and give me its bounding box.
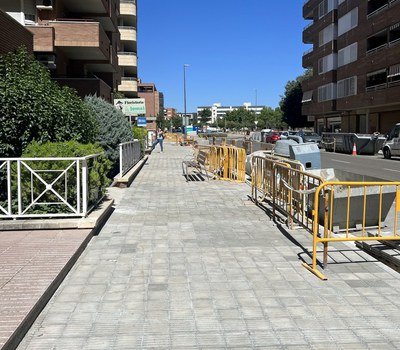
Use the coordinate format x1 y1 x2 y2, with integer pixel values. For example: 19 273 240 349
183 64 189 138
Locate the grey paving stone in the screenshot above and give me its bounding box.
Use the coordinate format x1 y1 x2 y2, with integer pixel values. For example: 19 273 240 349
14 143 400 350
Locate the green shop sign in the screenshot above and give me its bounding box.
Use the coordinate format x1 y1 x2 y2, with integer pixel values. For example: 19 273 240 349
114 98 146 116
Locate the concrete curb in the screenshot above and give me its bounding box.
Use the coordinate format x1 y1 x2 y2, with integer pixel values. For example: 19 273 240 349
114 155 148 188
0 199 114 231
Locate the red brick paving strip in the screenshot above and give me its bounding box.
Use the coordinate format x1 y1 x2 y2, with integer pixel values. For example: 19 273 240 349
0 229 92 349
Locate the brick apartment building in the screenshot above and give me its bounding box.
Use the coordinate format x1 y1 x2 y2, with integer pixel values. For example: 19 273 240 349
302 0 400 134
0 10 33 55
118 0 138 98
0 0 138 102
138 82 164 130
164 108 177 120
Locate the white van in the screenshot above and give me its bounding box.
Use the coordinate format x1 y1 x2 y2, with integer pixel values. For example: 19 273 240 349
382 123 400 159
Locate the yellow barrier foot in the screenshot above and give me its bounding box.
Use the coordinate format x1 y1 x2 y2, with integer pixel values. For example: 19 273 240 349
302 262 328 280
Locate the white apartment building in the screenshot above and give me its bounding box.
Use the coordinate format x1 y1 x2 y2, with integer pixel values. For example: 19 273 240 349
197 103 264 124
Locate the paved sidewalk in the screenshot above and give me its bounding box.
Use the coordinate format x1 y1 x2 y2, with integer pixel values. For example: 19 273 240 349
15 142 400 349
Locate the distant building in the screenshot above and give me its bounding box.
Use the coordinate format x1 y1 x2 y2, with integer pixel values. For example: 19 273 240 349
164 108 177 120
302 0 400 134
197 103 264 124
138 82 164 130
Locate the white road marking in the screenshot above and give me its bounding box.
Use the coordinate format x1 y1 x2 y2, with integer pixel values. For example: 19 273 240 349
383 168 400 173
331 159 350 164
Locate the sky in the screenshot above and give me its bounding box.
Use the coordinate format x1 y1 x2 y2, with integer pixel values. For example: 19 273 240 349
137 0 308 113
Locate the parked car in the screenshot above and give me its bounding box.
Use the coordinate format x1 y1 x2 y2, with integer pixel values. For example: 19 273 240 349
265 131 281 144
382 123 400 159
295 131 322 145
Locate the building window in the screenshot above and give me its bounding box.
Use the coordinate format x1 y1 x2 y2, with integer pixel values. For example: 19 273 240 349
388 63 400 87
302 90 313 103
318 53 338 74
366 69 387 91
318 83 337 102
319 0 338 19
338 7 358 36
319 24 337 47
389 22 400 47
337 76 357 98
338 42 358 67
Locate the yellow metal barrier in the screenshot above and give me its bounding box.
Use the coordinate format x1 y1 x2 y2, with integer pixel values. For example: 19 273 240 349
303 181 400 280
195 145 246 182
250 154 400 280
272 163 324 231
251 155 305 203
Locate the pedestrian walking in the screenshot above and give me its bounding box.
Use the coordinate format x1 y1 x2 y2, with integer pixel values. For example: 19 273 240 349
152 128 164 152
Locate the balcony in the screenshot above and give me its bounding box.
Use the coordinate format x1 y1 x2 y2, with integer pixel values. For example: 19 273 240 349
119 77 138 93
28 26 55 52
118 52 137 76
120 0 137 17
49 20 110 60
54 76 112 102
118 52 137 66
62 0 108 14
119 26 137 42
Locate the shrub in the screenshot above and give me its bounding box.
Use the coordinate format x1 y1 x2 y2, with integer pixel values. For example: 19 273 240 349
84 95 133 177
0 47 98 157
12 141 112 215
133 126 148 156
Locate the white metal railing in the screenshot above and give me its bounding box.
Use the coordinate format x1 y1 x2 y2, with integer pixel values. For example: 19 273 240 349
366 82 387 92
118 140 142 178
366 43 388 55
0 154 102 219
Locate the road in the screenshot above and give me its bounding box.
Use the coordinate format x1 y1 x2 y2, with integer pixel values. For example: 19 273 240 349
321 150 400 181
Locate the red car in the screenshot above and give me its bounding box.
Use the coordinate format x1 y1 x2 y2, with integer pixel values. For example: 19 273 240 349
265 131 281 144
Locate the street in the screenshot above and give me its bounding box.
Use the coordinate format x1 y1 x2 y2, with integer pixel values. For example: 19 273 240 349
321 150 400 181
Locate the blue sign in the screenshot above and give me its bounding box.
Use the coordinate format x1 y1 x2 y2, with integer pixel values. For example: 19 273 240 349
137 117 147 127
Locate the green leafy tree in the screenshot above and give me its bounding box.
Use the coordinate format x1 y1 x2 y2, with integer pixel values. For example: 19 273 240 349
171 116 183 129
258 107 287 129
156 111 168 130
0 47 98 157
225 108 256 129
84 95 133 178
279 70 313 128
198 108 212 125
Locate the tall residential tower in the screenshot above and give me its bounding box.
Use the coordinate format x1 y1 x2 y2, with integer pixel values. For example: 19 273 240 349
302 0 400 134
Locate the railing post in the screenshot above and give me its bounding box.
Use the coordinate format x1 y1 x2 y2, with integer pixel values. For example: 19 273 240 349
17 160 22 215
119 143 123 179
7 160 11 215
82 158 88 216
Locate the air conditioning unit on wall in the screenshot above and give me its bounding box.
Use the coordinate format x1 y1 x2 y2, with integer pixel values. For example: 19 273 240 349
36 0 54 10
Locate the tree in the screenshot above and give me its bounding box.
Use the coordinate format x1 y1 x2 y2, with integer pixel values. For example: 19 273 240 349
279 70 313 128
0 47 98 157
156 111 168 130
225 108 257 129
171 116 182 129
84 95 133 177
198 108 212 125
258 107 287 130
